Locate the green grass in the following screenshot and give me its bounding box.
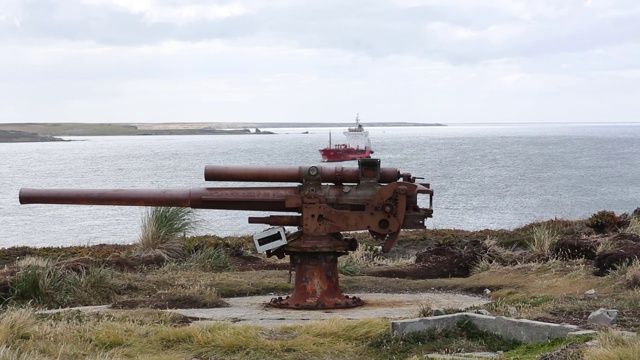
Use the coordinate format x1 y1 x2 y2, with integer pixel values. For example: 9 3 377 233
503 335 593 359
338 258 361 276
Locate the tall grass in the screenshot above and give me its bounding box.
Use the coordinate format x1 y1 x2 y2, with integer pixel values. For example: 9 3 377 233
608 259 640 288
0 310 392 359
471 258 500 275
9 257 70 307
527 225 560 260
623 216 640 236
182 247 234 272
0 308 36 345
137 207 197 261
7 256 116 308
583 330 640 359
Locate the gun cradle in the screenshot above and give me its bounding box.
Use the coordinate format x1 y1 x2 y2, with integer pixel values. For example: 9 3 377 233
19 159 433 309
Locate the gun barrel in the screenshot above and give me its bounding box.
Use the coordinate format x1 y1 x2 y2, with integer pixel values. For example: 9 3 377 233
204 165 400 183
19 187 299 212
19 188 192 207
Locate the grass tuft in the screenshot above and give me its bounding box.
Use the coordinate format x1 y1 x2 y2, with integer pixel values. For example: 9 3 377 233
583 330 640 359
9 258 70 307
137 207 197 262
0 308 37 345
181 247 235 272
623 216 640 236
527 225 560 260
609 259 640 288
7 256 117 308
471 258 499 275
338 257 361 276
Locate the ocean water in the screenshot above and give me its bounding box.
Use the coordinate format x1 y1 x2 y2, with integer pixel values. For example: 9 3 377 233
1 123 639 248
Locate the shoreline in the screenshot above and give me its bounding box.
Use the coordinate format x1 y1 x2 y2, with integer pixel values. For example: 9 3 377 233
0 122 444 139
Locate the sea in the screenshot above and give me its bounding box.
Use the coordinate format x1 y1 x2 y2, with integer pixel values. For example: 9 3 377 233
1 123 639 248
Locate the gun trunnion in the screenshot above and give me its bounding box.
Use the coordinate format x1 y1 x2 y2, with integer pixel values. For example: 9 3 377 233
20 159 433 309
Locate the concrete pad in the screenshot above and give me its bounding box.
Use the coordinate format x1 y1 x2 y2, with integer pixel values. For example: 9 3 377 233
41 292 489 329
173 292 489 328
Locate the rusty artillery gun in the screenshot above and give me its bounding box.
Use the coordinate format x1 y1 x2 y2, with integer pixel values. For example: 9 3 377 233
19 159 433 310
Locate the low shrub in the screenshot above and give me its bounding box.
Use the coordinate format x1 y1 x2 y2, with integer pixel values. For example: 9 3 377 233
338 258 361 276
587 210 622 234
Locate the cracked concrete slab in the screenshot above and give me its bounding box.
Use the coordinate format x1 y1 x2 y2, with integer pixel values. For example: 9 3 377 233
173 292 489 328
42 292 489 329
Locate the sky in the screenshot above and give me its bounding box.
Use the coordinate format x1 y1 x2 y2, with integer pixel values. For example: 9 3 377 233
1 0 639 124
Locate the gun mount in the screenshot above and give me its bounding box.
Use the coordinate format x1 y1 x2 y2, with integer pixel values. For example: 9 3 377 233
19 159 433 309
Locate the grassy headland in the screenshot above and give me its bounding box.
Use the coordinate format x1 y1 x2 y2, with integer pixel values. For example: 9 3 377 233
1 210 639 358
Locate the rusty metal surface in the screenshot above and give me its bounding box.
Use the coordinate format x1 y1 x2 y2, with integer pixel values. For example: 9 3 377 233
204 165 400 184
19 159 433 310
269 251 363 309
20 187 299 212
19 188 193 207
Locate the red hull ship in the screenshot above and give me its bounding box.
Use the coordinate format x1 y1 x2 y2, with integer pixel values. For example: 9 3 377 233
319 115 373 162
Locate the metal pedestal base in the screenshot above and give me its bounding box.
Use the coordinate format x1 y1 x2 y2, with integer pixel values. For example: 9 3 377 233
269 252 363 309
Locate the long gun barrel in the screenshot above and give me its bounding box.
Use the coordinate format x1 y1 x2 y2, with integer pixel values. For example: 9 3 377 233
19 187 298 212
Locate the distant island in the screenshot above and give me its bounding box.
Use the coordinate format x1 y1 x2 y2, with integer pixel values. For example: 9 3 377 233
0 122 444 142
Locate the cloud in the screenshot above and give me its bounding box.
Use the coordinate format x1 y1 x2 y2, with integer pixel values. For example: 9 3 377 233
81 0 250 23
0 0 639 123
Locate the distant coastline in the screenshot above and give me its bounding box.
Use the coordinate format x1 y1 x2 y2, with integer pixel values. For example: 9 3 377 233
0 122 445 142
0 130 68 143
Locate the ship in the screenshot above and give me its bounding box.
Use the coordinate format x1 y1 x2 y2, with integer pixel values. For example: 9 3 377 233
319 114 374 162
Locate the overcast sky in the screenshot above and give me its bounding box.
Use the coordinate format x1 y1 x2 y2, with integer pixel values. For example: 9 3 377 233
1 0 639 124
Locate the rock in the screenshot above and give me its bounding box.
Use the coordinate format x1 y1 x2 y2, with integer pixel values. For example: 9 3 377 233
584 289 597 299
475 309 492 316
587 308 618 325
620 331 638 339
432 308 446 316
483 288 492 296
